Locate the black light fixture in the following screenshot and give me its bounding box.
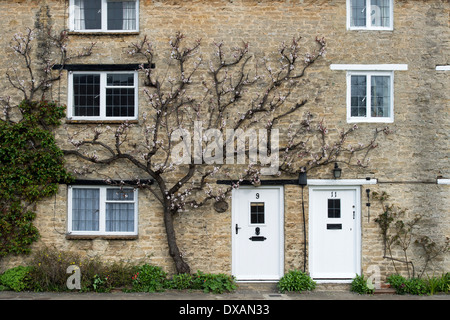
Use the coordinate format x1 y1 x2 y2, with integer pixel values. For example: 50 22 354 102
298 168 307 186
333 163 342 179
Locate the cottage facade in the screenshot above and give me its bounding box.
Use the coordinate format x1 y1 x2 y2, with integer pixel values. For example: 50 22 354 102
0 0 448 284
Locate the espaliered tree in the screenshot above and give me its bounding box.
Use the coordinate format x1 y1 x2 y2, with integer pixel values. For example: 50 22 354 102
62 32 390 274
1 12 389 272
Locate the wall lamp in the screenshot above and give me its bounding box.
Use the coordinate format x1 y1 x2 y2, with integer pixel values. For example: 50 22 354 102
298 168 307 186
333 163 342 179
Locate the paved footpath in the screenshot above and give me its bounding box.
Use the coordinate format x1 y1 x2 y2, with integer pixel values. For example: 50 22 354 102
0 289 448 300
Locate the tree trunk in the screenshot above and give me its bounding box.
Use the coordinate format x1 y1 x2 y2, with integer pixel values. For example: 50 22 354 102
162 205 191 274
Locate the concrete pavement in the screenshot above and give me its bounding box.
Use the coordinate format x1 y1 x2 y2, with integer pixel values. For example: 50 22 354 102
0 283 448 300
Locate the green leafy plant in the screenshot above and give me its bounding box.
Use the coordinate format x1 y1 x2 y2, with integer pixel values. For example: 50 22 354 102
436 272 449 294
387 273 449 295
426 274 440 296
0 266 33 292
92 274 109 292
0 100 73 259
166 273 193 290
131 264 167 292
405 278 428 295
350 274 374 295
191 271 236 294
277 270 316 293
387 274 408 294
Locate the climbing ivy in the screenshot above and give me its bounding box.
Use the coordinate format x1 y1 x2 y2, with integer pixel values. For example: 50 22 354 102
0 100 73 259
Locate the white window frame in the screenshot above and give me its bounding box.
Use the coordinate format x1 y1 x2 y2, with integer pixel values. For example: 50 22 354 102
346 70 394 123
67 185 138 236
67 71 139 121
69 0 139 33
436 65 450 71
347 0 394 31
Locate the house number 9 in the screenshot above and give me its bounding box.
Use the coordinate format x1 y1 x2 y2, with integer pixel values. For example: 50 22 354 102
256 193 260 199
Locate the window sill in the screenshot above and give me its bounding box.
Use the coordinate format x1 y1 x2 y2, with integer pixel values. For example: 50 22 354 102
68 31 139 36
66 119 139 125
347 118 394 124
66 234 138 240
347 28 393 32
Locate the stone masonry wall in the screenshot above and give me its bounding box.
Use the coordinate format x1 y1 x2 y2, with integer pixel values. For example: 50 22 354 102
0 0 448 281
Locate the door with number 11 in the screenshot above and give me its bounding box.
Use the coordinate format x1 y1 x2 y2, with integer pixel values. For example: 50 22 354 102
309 186 360 280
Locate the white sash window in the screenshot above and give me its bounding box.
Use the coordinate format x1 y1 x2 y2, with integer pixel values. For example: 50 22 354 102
68 186 138 236
70 0 139 32
347 0 393 30
67 71 138 121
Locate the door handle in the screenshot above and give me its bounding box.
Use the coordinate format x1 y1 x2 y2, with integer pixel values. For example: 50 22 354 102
235 224 241 234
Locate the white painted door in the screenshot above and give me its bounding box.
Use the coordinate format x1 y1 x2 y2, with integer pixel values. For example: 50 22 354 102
309 187 360 280
232 186 284 281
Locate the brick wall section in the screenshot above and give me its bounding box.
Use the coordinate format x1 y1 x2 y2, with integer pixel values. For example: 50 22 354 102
0 0 448 281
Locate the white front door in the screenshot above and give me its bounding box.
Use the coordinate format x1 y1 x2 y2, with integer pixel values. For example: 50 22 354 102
232 186 284 281
309 186 361 280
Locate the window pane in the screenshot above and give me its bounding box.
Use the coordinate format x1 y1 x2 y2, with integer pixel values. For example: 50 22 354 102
72 188 99 231
350 75 367 117
107 188 134 201
107 73 134 86
371 76 390 117
106 203 135 232
73 74 100 117
350 0 367 27
371 0 390 27
74 0 101 30
250 202 265 224
328 199 341 218
107 1 136 30
106 88 135 117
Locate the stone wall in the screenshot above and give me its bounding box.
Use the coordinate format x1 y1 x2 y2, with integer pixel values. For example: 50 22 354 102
0 0 448 281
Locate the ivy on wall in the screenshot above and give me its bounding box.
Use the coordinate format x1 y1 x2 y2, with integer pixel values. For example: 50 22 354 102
0 100 73 259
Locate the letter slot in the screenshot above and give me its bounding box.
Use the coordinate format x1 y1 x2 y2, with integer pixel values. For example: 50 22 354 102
327 224 342 230
249 236 267 241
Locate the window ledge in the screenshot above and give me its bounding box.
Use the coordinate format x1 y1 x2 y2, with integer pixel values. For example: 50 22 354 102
68 32 139 36
66 234 138 240
66 119 139 125
347 27 393 32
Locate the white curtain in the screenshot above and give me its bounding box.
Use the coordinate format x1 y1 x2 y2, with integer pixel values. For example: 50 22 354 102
106 203 135 232
107 0 136 30
73 0 85 30
371 0 390 27
106 188 135 232
122 1 136 30
72 189 99 231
